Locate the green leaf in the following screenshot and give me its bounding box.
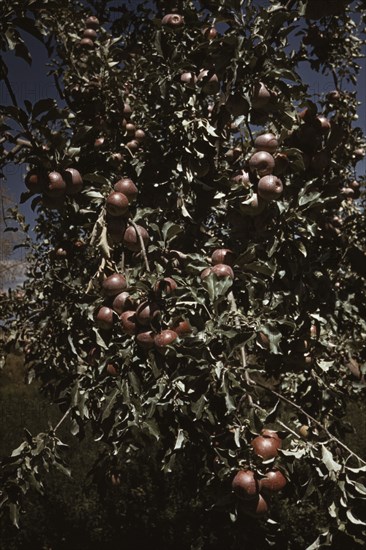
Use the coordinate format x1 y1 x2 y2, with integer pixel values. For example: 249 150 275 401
9 503 19 529
321 445 342 474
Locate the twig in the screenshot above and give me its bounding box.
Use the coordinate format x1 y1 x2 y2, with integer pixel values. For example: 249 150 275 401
52 407 71 433
0 58 18 107
128 219 150 272
254 380 366 466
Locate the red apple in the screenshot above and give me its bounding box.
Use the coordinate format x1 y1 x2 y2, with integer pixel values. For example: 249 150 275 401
154 277 178 295
106 191 129 217
123 225 149 252
25 169 43 193
85 15 100 29
251 433 281 460
254 133 278 154
102 273 127 297
239 494 268 517
120 310 137 335
154 329 178 350
211 263 234 278
161 14 184 28
112 292 134 314
134 129 145 142
83 28 97 40
251 82 271 109
249 151 275 176
257 175 283 201
180 72 197 87
135 301 160 326
45 171 66 197
96 306 114 330
64 168 83 195
136 330 155 350
197 70 220 94
232 470 260 500
259 469 287 493
240 193 266 216
113 178 138 201
211 249 235 267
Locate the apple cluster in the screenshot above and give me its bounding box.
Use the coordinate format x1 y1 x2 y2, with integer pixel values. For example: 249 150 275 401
79 15 100 49
232 429 287 517
239 132 283 216
95 271 194 367
25 167 83 208
201 248 235 281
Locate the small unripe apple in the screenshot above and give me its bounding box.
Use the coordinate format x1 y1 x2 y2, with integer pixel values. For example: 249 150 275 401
123 225 149 252
85 15 100 29
113 178 138 201
197 70 220 94
96 306 114 330
106 191 129 217
102 273 127 297
298 425 310 439
249 151 275 176
257 175 283 201
240 193 266 216
120 310 137 335
64 168 83 195
83 28 97 40
251 82 271 109
45 171 66 197
79 38 94 49
254 133 278 154
161 14 185 28
211 249 235 267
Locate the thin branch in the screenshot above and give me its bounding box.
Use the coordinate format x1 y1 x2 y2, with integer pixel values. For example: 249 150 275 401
128 219 150 272
52 407 71 433
1 58 18 107
254 380 366 466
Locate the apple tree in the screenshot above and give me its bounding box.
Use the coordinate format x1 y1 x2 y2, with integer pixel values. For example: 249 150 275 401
1 0 366 547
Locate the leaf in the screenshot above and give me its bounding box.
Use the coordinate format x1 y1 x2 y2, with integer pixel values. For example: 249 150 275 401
162 221 183 244
346 509 366 526
9 503 19 529
102 389 119 421
32 98 56 118
321 445 342 474
174 429 186 450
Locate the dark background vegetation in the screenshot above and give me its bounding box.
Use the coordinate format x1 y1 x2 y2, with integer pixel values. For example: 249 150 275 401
1 351 365 550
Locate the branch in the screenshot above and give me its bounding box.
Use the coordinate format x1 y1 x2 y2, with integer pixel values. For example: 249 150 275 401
253 379 366 466
52 407 71 433
0 58 18 107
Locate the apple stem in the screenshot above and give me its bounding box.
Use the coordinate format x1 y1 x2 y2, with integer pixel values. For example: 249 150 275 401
129 219 150 272
254 380 366 466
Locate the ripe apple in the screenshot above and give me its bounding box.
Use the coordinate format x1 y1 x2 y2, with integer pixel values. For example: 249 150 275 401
134 129 145 142
202 26 217 40
239 494 268 517
83 28 97 40
254 133 278 154
94 136 106 149
154 329 178 351
327 90 341 102
231 170 250 188
257 175 283 201
123 225 149 252
25 169 43 193
64 168 83 195
106 191 129 217
298 425 310 439
135 301 160 326
249 151 275 177
353 147 365 162
260 469 287 493
232 470 260 500
125 122 136 136
180 72 197 87
154 277 178 295
251 434 281 460
106 363 118 376
197 70 220 94
112 292 134 314
171 319 192 337
161 14 185 28
126 139 140 152
79 38 94 49
251 82 271 109
45 171 66 197
96 306 114 330
211 248 235 267
136 330 155 350
113 177 138 202
239 193 266 216
85 15 100 29
316 115 331 134
102 273 127 297
120 310 137 335
225 147 242 162
123 103 133 118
